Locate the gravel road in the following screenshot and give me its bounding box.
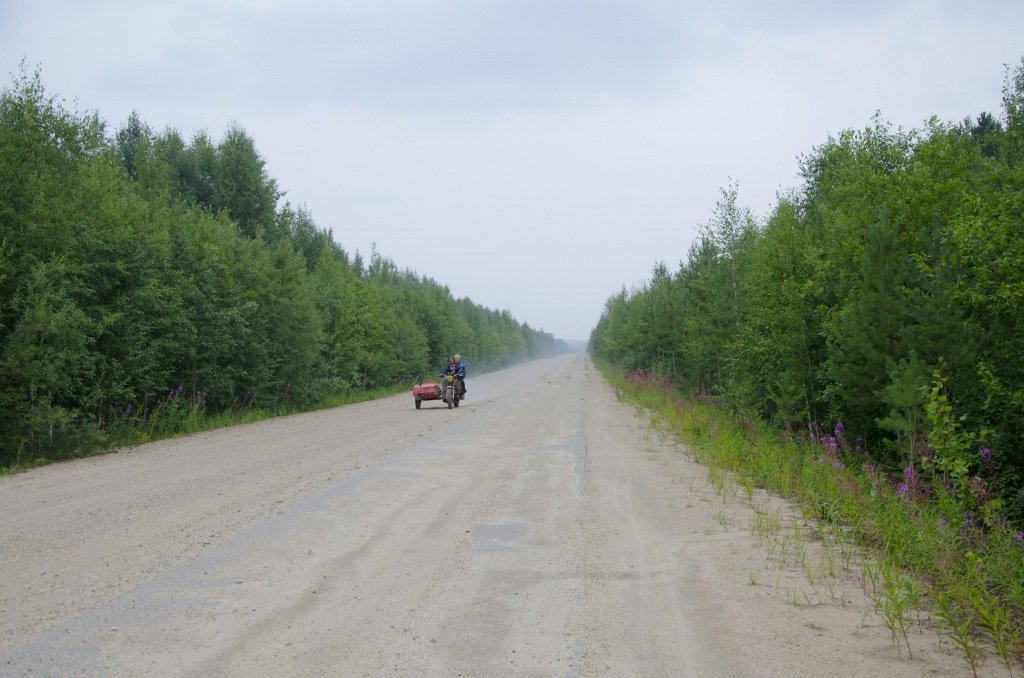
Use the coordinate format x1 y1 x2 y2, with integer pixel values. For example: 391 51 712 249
1 354 977 676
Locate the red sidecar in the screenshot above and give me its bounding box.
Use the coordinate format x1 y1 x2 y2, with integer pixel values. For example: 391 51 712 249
412 381 442 409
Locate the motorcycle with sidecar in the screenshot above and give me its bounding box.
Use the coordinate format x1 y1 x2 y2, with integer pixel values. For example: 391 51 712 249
412 373 462 409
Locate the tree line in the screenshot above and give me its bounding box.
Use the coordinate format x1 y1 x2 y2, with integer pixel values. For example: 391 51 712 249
590 60 1024 521
0 66 566 466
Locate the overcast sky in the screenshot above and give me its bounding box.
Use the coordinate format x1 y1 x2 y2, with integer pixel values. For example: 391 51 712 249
3 1 1022 341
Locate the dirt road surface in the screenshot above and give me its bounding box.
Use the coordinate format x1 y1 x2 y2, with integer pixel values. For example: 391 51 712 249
1 355 977 676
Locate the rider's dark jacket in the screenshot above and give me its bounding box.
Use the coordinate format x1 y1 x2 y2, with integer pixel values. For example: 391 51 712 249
440 362 465 378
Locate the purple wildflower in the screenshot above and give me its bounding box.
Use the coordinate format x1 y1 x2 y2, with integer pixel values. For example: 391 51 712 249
832 459 844 470
1015 532 1023 545
937 518 946 528
897 483 909 496
903 466 914 479
835 420 845 434
980 447 992 461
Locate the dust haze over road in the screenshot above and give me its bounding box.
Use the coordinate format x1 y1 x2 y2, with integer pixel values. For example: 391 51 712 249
1 355 971 676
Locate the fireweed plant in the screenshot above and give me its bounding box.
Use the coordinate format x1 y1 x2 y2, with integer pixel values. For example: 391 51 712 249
604 362 1024 676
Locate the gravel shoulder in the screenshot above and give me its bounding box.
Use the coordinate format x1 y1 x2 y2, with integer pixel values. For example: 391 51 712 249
0 355 982 676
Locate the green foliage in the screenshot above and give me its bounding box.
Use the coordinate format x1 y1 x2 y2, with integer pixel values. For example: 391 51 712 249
0 260 94 460
590 58 1024 522
0 66 568 466
921 367 990 514
214 124 283 241
738 195 824 429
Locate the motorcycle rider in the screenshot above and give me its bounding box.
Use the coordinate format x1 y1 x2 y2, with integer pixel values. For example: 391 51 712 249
454 354 467 396
440 355 466 398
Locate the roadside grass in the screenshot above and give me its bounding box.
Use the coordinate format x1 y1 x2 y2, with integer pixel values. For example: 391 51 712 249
603 362 1024 677
0 382 410 476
